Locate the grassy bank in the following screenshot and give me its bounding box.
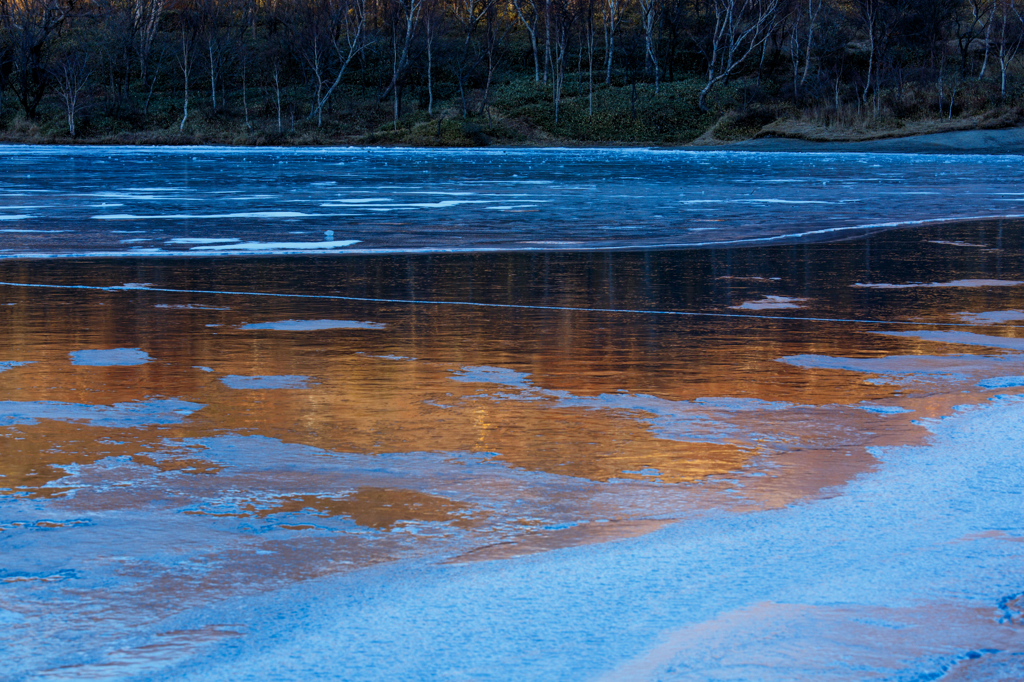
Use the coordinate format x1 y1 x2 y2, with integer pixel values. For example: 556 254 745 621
2 74 1023 148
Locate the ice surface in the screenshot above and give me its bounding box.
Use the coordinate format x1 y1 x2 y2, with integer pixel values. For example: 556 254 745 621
875 330 1024 351
116 397 1024 681
450 364 799 446
0 360 32 372
240 320 386 331
978 376 1024 388
0 398 203 427
189 240 360 251
779 353 1024 385
219 375 313 389
730 296 807 310
958 310 1024 325
69 348 151 366
854 279 1024 289
855 403 915 414
7 146 1024 256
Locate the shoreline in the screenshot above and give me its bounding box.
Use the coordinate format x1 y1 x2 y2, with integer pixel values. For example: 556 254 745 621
4 125 1024 155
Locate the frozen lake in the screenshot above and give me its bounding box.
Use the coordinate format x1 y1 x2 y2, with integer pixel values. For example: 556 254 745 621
2 147 1024 680
4 145 1024 256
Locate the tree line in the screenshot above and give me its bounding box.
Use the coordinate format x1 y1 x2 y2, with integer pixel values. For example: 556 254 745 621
2 0 1023 139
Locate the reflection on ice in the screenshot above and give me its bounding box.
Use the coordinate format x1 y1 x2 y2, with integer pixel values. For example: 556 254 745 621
220 375 313 389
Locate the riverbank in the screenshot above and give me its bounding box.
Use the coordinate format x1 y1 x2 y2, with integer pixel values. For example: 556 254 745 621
5 121 1024 155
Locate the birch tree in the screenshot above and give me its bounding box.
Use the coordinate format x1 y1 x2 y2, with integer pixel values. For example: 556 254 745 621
696 0 780 110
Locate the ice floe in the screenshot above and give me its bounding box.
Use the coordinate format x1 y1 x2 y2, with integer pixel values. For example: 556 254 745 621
240 320 385 331
730 296 807 310
958 310 1024 325
854 279 1024 289
69 348 151 366
0 398 202 427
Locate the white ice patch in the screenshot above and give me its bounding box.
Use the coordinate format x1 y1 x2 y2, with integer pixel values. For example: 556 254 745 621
958 310 1024 325
874 330 1024 352
0 361 32 372
451 366 533 388
92 212 319 220
69 348 151 366
155 304 231 311
730 296 807 311
978 376 1024 389
241 320 386 331
449 364 794 444
855 404 915 414
190 241 360 252
779 353 1024 386
854 279 1024 289
166 238 242 245
927 240 989 248
0 398 203 427
220 375 313 390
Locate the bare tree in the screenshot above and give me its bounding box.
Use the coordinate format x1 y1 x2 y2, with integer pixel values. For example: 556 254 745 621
177 28 194 130
0 0 78 118
380 0 423 106
696 0 780 111
995 0 1024 97
50 51 88 136
513 0 543 80
953 0 993 78
637 0 659 92
800 0 823 86
549 0 577 122
601 0 624 84
423 0 444 114
134 0 164 99
449 0 491 117
309 0 372 123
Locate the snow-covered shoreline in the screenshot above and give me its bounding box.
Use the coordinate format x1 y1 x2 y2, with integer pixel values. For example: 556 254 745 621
125 394 1024 681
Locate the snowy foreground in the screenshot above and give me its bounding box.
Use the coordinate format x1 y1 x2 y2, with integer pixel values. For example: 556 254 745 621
97 396 1024 680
